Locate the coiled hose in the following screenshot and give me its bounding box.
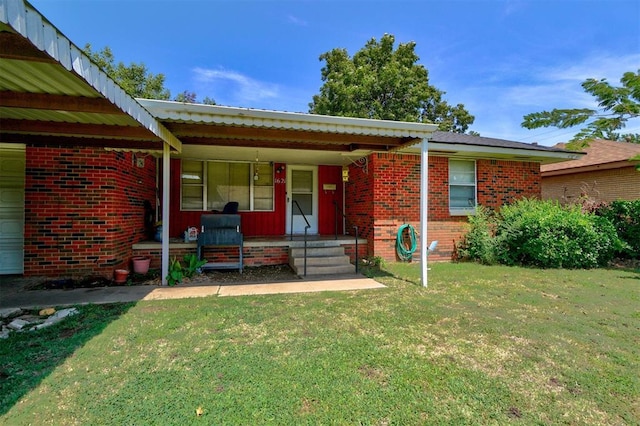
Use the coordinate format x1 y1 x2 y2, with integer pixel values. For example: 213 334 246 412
396 224 417 261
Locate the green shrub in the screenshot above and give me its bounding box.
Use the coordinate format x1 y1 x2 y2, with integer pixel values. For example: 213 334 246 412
494 198 623 269
456 206 497 264
596 200 640 259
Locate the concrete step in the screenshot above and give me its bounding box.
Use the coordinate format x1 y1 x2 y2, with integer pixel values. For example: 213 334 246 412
289 246 346 258
289 245 356 276
289 255 351 267
292 263 356 276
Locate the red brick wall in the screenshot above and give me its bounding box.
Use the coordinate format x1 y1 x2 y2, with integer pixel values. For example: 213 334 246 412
345 153 541 262
24 147 156 278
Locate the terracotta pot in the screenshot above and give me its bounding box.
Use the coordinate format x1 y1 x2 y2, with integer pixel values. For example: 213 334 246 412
132 256 151 274
114 269 129 284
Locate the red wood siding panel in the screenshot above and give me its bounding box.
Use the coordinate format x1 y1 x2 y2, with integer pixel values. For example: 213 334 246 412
318 165 344 235
167 160 286 238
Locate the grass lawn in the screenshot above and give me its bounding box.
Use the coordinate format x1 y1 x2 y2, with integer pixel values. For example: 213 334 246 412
1 263 638 424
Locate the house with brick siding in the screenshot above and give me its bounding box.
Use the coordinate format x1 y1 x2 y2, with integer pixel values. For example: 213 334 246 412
0 0 578 284
541 140 640 203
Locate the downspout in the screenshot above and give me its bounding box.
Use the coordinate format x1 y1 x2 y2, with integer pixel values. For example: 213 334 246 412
420 138 429 287
161 141 170 285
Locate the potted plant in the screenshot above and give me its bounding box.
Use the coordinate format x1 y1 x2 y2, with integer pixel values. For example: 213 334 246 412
114 269 129 284
132 256 151 274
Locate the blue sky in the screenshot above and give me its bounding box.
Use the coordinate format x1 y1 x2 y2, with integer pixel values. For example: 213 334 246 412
31 0 640 146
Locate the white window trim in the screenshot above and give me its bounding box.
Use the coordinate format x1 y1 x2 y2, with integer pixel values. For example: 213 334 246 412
449 159 477 216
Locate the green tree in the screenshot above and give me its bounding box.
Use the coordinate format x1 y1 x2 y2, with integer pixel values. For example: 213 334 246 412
309 34 474 133
84 45 216 105
522 70 640 146
84 44 170 100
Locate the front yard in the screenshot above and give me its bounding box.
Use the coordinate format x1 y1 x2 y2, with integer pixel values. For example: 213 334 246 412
1 263 638 424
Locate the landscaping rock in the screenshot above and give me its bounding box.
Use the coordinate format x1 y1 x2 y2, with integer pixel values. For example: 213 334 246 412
0 327 10 339
7 318 30 331
0 307 22 319
34 308 79 330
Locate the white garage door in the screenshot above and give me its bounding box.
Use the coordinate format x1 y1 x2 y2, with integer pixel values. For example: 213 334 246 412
0 144 25 275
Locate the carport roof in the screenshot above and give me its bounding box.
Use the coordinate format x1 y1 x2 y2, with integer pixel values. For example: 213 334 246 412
138 99 439 153
0 0 181 151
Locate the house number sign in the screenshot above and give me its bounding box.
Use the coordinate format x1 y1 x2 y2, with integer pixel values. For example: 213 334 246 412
275 178 286 184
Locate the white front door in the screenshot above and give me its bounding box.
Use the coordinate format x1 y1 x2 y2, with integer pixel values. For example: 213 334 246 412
0 144 26 274
286 165 318 234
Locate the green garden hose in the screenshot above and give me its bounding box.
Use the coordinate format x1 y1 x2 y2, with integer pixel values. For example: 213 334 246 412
396 224 417 261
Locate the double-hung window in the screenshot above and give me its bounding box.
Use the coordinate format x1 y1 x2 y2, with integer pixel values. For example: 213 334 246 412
181 160 274 211
449 159 476 215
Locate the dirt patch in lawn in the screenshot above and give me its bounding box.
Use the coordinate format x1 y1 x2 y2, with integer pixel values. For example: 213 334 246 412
25 265 299 290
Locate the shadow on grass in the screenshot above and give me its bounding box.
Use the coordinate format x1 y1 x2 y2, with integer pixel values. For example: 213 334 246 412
361 264 422 287
0 302 135 415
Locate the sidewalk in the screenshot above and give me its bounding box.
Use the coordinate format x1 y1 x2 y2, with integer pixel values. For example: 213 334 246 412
0 275 386 309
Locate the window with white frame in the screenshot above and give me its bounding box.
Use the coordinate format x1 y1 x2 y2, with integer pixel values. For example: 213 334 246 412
449 159 476 215
181 160 274 211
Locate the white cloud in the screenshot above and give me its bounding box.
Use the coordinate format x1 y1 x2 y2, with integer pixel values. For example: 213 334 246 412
287 14 308 26
454 52 640 145
192 67 280 106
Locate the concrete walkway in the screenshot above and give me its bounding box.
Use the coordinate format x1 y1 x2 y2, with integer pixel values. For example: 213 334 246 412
0 274 385 309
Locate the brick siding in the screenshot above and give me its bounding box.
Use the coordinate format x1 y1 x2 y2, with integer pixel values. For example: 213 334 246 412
345 153 541 262
24 147 156 278
542 166 640 203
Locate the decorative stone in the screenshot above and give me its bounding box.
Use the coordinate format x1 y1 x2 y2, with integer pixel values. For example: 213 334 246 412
0 308 23 319
35 308 80 329
0 327 10 339
7 319 30 331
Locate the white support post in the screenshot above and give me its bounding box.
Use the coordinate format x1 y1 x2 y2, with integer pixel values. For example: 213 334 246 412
161 142 170 286
420 138 429 287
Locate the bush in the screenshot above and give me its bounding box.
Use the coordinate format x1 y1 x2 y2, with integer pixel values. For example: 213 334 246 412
456 206 497 264
595 200 640 259
457 198 625 269
494 199 623 269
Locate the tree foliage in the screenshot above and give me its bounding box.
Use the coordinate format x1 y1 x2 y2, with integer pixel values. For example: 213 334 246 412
84 44 170 100
83 44 215 105
522 70 640 146
309 34 474 133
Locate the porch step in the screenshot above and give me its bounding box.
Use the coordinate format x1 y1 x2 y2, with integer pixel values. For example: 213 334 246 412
289 245 355 276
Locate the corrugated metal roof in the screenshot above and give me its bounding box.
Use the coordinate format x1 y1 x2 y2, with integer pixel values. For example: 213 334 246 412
0 58 100 96
0 0 181 151
139 99 439 139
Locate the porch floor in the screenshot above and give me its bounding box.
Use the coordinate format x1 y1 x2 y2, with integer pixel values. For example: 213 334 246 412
133 235 367 250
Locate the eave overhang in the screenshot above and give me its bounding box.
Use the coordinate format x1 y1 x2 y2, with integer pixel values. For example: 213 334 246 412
402 141 584 165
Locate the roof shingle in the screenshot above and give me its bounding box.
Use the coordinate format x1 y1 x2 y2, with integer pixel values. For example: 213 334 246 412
541 140 640 173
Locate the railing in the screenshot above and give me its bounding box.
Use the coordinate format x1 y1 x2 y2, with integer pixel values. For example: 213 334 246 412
290 200 311 276
333 200 359 274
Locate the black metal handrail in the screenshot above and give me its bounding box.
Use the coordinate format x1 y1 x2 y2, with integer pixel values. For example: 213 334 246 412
333 200 359 274
290 200 311 276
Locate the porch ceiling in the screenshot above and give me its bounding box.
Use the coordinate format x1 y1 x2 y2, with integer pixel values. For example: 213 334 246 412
0 2 180 152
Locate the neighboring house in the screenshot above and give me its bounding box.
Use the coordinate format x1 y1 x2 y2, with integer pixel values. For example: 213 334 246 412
541 140 640 203
0 0 578 282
